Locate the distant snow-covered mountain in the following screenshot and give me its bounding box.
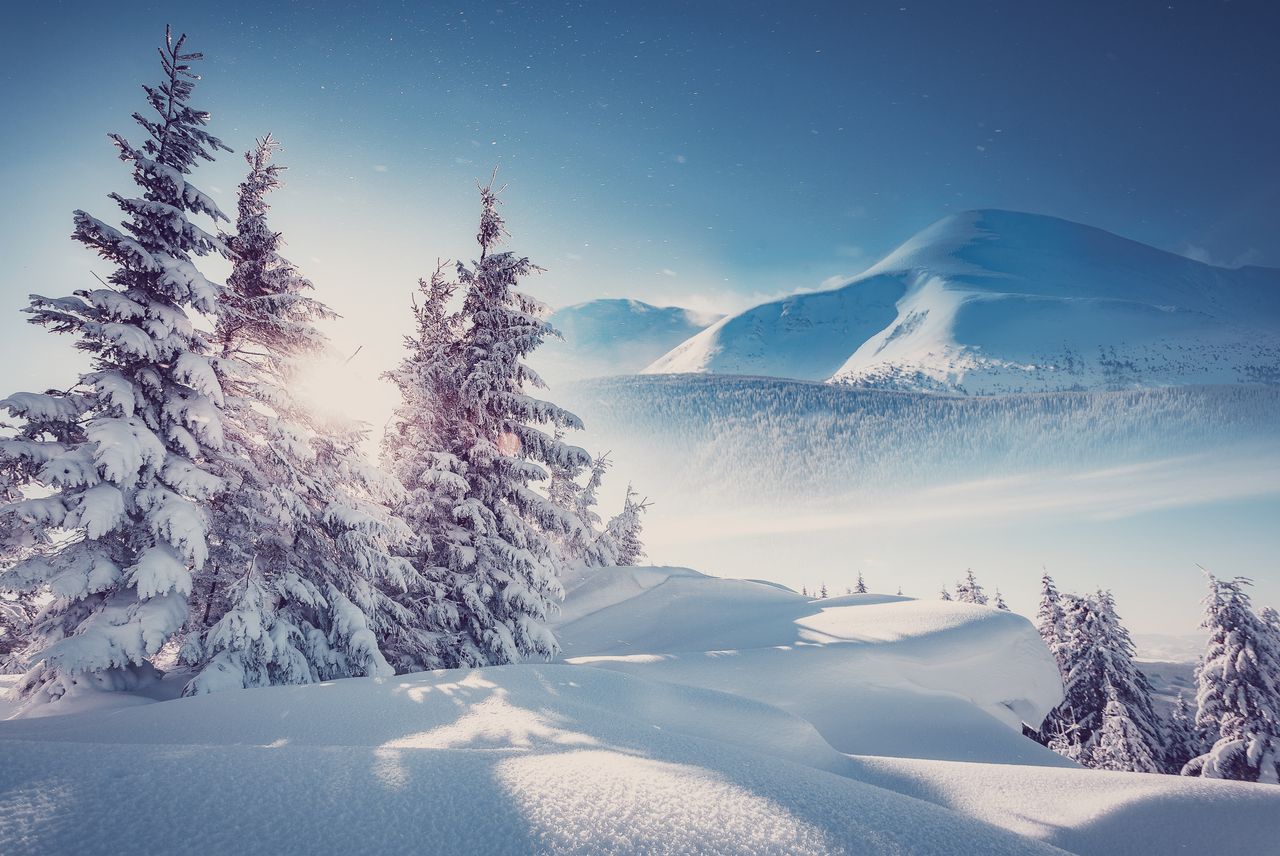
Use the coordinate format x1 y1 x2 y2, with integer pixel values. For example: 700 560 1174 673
645 210 1280 392
534 299 723 383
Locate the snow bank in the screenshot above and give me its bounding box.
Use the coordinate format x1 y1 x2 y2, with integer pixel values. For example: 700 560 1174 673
847 754 1280 855
557 566 1067 764
3 566 1277 855
0 665 1063 856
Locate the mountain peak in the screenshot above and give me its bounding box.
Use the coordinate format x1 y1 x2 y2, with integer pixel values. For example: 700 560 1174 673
644 211 1280 392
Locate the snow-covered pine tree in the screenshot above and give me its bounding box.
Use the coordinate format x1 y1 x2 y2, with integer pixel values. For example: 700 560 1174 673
855 571 867 594
573 452 619 567
382 260 465 597
544 441 617 571
896 586 903 596
606 482 649 566
819 583 828 599
955 569 988 605
0 29 232 707
1184 575 1280 783
1091 687 1163 773
1041 590 1165 772
182 135 435 694
389 176 590 667
1165 692 1202 774
1036 570 1066 670
940 586 952 601
995 589 1010 611
0 450 41 669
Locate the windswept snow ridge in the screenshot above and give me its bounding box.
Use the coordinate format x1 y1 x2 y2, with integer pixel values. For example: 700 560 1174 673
645 210 1280 392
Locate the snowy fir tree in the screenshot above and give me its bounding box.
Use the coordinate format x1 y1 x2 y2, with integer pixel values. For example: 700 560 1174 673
385 177 590 667
180 135 433 694
545 444 618 571
381 260 468 645
954 569 988 605
819 583 829 599
855 571 868 594
1041 590 1165 772
1036 570 1066 670
0 450 41 668
1184 575 1280 783
1165 692 1203 774
0 29 232 706
940 586 952 601
994 589 1010 611
606 483 650 566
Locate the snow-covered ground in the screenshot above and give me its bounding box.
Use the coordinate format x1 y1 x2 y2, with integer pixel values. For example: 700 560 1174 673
645 209 1280 393
3 565 1277 855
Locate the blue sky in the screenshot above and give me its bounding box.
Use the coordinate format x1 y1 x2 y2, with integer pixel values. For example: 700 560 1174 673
1 1 1278 632
3 1 1279 326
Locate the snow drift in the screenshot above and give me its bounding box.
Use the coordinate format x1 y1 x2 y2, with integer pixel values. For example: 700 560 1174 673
645 209 1280 392
2 566 1278 855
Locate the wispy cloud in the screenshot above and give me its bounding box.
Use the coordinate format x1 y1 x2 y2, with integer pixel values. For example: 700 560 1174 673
1180 243 1263 269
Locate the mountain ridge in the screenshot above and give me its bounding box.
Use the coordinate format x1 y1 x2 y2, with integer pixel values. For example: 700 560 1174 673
643 209 1280 393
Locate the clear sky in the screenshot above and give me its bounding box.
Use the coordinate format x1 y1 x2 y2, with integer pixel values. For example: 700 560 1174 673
1 1 1278 634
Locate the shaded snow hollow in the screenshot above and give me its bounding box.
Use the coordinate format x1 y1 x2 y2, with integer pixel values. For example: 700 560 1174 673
2 565 1278 855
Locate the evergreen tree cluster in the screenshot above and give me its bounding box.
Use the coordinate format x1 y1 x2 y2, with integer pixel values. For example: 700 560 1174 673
1035 571 1280 783
936 569 1007 609
1182 575 1280 784
0 29 647 710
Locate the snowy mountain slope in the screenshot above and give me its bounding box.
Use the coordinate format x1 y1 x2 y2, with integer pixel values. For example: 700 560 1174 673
644 210 1280 392
533 298 722 383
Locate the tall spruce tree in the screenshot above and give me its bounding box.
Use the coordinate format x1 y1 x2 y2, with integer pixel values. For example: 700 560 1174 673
1041 590 1165 772
1036 570 1066 670
1184 576 1280 783
181 136 433 693
0 28 231 707
855 571 868 594
387 177 590 667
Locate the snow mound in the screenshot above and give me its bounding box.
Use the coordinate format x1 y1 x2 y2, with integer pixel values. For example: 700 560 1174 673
556 567 1067 765
1 665 1063 856
534 299 722 383
3 567 1278 855
645 209 1280 392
